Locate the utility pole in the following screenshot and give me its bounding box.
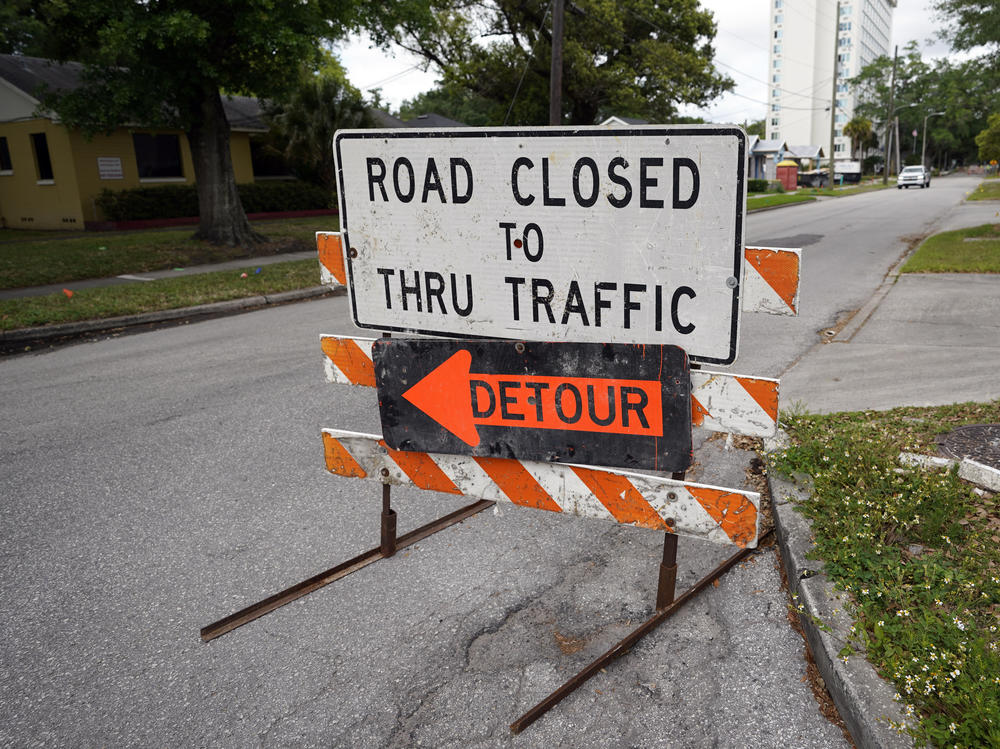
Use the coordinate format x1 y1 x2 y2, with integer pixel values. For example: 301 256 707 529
549 0 565 126
830 0 840 187
882 45 897 185
895 116 902 175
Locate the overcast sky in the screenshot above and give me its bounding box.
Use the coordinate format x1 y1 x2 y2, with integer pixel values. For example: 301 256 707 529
335 0 949 124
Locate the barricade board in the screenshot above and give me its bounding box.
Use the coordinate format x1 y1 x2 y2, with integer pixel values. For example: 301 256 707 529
334 126 747 364
320 334 781 439
373 339 692 472
322 429 760 547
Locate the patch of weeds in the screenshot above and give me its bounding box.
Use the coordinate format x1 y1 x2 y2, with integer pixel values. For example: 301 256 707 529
770 401 1000 747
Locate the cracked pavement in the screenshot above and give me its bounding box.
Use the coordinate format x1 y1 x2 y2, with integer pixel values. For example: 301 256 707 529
1 299 846 747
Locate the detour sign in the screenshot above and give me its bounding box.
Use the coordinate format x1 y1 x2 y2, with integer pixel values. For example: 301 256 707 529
373 339 692 472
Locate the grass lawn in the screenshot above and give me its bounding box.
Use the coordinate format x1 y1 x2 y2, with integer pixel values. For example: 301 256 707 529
0 216 337 290
902 223 1000 273
800 182 894 197
747 193 816 210
967 180 1000 201
770 401 1000 747
0 258 320 331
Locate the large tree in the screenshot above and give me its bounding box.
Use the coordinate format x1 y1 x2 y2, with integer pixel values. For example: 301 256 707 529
27 1 432 246
933 0 1000 50
389 0 733 126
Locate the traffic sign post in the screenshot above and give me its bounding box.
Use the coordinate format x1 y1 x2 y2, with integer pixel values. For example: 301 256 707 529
202 125 803 735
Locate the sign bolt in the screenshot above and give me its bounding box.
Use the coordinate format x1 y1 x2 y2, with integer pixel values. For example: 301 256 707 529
726 276 738 289
349 247 358 258
380 468 390 477
515 342 525 353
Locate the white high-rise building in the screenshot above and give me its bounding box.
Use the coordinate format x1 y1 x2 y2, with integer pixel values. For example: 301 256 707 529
766 0 895 162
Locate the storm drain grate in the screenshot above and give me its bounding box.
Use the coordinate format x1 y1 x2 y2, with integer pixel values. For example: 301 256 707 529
938 424 1000 470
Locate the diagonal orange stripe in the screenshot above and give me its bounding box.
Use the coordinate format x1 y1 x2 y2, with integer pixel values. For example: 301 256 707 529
383 443 462 494
736 377 778 421
687 486 757 547
569 466 669 531
317 232 347 285
691 395 711 426
474 457 562 512
321 336 375 386
323 433 368 478
746 248 798 313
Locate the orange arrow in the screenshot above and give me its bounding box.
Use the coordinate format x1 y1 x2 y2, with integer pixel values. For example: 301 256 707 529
402 349 665 447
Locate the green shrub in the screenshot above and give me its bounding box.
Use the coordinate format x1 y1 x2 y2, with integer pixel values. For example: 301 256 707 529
96 180 333 221
748 178 769 193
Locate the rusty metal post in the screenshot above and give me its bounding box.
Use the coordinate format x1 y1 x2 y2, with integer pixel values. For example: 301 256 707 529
380 483 397 557
656 532 679 609
379 330 396 557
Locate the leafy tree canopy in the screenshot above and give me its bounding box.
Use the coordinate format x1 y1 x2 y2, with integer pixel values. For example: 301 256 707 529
389 0 733 126
849 42 1000 165
264 53 374 192
398 82 504 125
934 0 1000 51
976 112 1000 163
18 0 435 245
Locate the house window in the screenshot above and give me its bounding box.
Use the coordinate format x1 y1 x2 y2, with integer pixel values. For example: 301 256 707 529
0 136 11 174
771 117 780 126
771 131 780 140
774 29 783 39
774 44 782 53
132 133 183 179
772 73 781 82
773 59 782 68
774 14 783 24
30 133 54 181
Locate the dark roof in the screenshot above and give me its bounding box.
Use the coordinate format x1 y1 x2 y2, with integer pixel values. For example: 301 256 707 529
369 109 406 128
0 53 266 131
403 113 466 128
0 53 84 99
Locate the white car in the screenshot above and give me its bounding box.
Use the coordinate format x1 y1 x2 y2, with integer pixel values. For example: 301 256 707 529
898 165 931 189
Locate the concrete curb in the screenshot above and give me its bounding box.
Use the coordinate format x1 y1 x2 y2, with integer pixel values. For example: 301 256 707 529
1 285 343 345
766 468 912 749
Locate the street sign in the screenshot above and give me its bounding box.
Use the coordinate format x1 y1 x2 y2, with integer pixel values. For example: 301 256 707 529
373 339 692 472
334 126 747 364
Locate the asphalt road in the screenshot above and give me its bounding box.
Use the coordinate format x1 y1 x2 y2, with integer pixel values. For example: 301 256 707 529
0 175 983 746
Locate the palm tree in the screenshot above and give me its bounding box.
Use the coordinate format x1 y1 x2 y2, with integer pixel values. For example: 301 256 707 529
843 116 874 160
265 63 372 193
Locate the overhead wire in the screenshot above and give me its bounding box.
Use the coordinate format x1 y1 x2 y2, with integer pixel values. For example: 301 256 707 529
503 0 553 125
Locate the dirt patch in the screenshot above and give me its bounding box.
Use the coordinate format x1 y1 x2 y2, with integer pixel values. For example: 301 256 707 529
553 629 588 655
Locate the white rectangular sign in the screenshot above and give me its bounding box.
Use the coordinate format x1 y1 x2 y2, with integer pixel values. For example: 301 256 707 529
334 126 746 364
97 157 123 180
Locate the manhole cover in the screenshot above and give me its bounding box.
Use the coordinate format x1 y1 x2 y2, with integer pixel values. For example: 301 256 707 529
938 424 1000 469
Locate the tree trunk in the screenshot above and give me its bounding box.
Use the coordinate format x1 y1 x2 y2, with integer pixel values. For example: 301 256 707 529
187 87 263 246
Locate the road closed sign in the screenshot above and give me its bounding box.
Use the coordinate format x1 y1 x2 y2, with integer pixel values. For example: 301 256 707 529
335 126 747 364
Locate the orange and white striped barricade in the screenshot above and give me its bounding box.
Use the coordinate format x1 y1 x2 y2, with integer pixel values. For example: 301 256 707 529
205 130 803 732
320 333 780 440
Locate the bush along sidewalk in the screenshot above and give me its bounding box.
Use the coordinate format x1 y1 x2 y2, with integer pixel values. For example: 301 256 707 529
769 402 1000 748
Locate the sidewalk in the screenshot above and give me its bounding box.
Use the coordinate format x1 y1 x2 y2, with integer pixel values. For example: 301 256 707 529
0 249 320 300
0 249 341 349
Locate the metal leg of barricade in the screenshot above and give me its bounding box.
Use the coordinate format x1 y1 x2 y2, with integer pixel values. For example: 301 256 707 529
199 486 494 642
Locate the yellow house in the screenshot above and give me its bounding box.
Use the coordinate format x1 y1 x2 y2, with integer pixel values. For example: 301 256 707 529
0 54 270 230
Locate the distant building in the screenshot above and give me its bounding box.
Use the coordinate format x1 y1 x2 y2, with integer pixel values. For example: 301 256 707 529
766 0 895 164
